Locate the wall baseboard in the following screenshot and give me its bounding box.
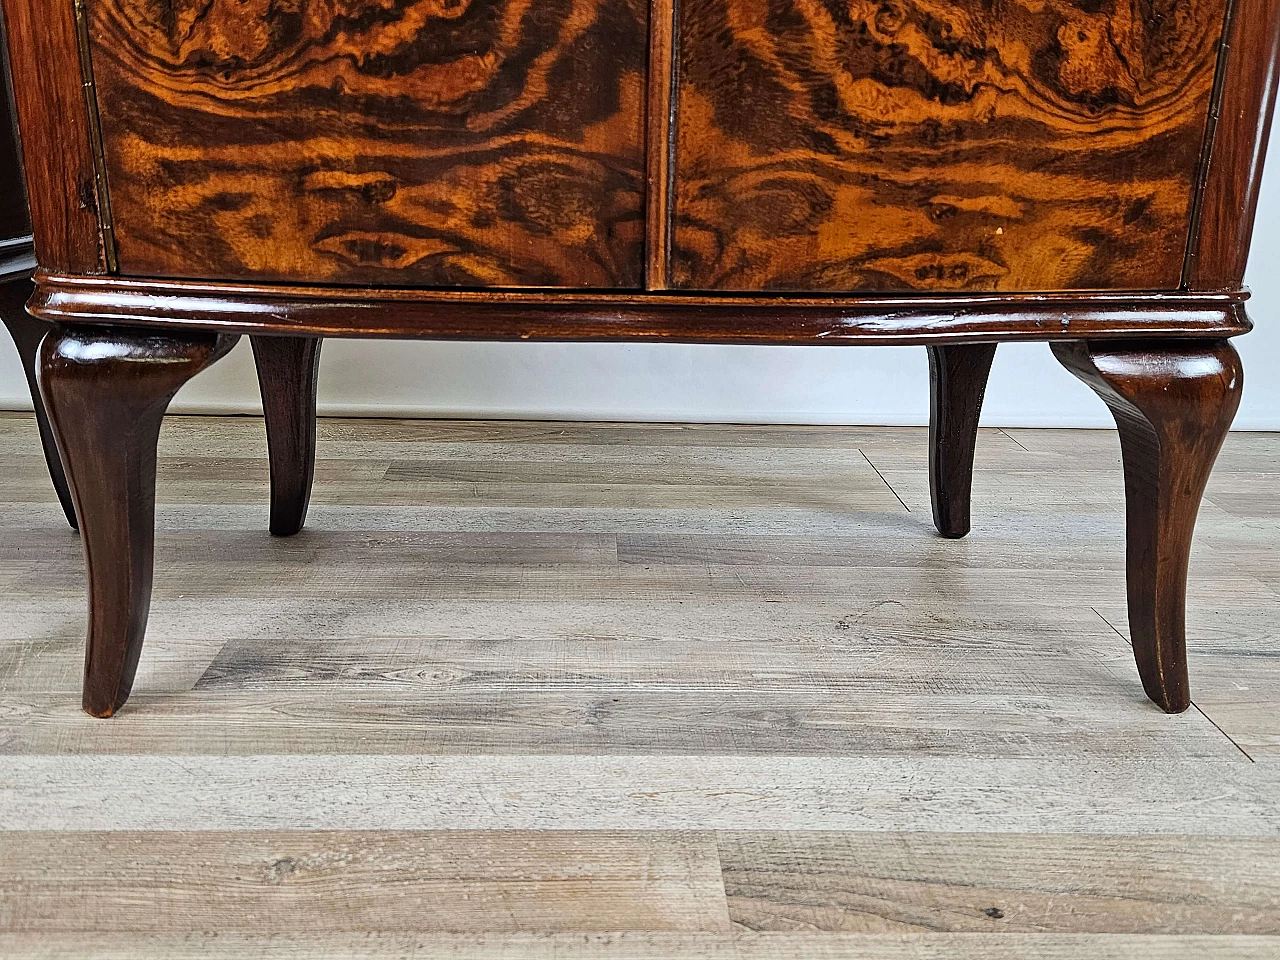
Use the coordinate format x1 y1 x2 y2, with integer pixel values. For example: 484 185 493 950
2 400 1277 430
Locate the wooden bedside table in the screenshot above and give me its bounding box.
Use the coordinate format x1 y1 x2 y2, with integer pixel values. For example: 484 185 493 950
1 0 1274 717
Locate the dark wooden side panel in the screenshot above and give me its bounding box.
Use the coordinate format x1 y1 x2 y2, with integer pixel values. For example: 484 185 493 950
671 0 1229 293
1185 0 1280 290
0 31 32 244
0 0 104 272
88 0 649 288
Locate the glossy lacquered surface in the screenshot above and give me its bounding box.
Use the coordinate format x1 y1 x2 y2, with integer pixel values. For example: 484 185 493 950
928 343 997 539
1185 0 1280 288
88 0 649 288
38 327 238 717
672 0 1227 292
1054 339 1244 712
29 274 1253 344
56 0 1241 294
2 0 1276 297
251 336 322 537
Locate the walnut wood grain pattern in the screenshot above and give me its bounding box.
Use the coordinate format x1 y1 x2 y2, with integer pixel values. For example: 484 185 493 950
29 274 1253 343
87 0 648 288
0 280 76 530
671 0 1229 292
1053 339 1242 713
1185 0 1280 289
928 343 996 539
250 337 322 537
0 0 105 272
37 327 238 717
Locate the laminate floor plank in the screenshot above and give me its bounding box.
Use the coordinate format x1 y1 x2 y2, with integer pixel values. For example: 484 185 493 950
1004 428 1280 473
0 831 731 934
4 754 1280 832
5 534 1271 603
717 832 1280 934
0 637 1237 758
2 932 1278 960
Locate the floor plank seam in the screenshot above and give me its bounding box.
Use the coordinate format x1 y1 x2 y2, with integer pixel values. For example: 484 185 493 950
858 450 911 513
1091 604 1259 762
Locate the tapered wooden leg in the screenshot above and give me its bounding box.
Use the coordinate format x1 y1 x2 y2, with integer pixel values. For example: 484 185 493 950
250 335 322 536
0 279 76 528
927 343 997 538
1052 339 1243 713
38 326 238 717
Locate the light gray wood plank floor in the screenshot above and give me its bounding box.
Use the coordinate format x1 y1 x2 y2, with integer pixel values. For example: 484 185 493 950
1 413 1278 959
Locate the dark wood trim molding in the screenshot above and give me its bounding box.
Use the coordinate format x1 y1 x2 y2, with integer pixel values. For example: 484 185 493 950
644 0 678 290
70 0 117 272
0 0 105 273
30 274 1253 344
1185 0 1280 289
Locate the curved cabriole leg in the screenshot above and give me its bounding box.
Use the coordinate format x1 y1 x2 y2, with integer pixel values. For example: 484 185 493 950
0 279 77 528
250 335 322 536
38 326 238 717
927 343 997 538
1052 339 1243 713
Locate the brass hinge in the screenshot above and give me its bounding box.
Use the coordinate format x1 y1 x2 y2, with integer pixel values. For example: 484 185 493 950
71 0 118 273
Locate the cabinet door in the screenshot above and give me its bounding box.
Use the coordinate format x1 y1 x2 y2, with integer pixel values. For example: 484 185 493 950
670 0 1228 292
89 0 648 288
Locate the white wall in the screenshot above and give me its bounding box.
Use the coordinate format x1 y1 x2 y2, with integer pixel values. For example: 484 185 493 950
3 162 1277 428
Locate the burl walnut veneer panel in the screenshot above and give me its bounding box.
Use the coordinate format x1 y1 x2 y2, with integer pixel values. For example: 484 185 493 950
671 0 1228 292
88 0 648 288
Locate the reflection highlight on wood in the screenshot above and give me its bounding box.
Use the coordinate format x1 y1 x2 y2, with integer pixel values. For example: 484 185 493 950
1053 339 1243 713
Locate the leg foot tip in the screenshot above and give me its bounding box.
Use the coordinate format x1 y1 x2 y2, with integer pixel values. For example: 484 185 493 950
268 519 305 537
932 515 972 539
1145 687 1192 714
